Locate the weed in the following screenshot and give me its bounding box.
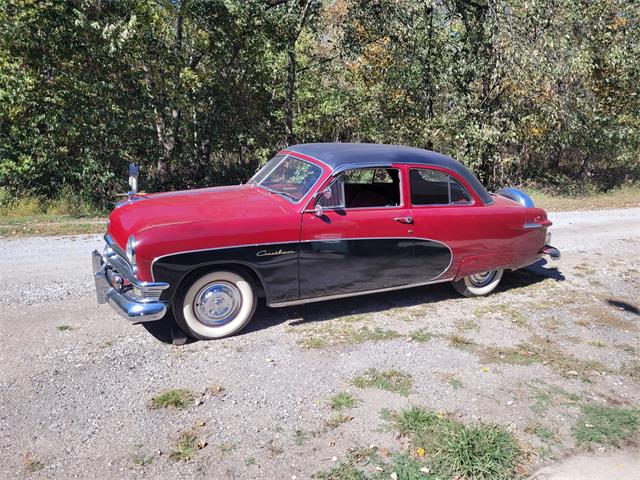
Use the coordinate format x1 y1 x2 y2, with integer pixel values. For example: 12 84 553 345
217 442 236 454
23 452 44 472
329 392 359 411
169 430 199 462
293 429 308 445
448 334 474 347
589 340 607 348
313 462 367 479
297 325 400 349
245 456 257 466
388 406 520 480
150 389 194 409
409 329 432 342
326 413 353 429
352 368 413 397
573 405 640 446
56 325 72 331
449 378 464 389
531 389 552 414
525 423 555 441
131 451 154 468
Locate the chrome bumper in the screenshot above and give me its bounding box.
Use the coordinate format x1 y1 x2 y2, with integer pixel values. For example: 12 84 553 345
540 244 561 263
92 244 169 323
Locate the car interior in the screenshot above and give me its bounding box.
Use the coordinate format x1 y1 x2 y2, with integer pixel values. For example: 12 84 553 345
343 168 401 208
409 169 471 205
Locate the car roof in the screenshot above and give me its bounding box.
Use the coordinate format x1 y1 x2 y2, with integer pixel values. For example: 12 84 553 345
285 143 493 205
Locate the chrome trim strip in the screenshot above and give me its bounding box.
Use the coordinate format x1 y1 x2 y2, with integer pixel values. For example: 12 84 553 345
151 236 454 283
332 162 394 175
523 223 542 229
303 166 405 212
268 277 454 307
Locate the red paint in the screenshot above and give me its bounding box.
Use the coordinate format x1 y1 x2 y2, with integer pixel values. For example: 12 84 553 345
107 151 551 282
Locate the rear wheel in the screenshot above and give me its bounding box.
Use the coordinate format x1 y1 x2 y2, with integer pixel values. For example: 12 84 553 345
452 269 504 297
174 270 257 340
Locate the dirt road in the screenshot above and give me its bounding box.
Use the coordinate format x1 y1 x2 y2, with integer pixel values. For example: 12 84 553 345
1 208 639 479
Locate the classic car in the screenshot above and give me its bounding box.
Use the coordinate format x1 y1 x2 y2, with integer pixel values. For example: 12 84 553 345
93 143 560 340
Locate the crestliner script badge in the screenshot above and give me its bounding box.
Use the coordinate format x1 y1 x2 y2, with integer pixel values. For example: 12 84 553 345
256 249 295 257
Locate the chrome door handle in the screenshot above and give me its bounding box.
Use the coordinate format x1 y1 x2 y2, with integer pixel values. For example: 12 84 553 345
394 216 413 224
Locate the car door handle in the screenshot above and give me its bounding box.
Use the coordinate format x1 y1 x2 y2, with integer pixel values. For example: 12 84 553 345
394 216 413 224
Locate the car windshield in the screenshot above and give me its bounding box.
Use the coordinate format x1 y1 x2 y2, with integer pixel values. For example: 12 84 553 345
249 155 323 203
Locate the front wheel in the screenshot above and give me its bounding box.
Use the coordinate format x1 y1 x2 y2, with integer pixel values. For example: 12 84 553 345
174 270 257 340
452 269 504 297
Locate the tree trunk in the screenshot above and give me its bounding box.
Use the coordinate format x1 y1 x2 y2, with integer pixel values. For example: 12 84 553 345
283 47 296 146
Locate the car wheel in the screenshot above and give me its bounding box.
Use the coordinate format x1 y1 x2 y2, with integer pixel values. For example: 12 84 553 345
452 269 504 297
175 270 257 340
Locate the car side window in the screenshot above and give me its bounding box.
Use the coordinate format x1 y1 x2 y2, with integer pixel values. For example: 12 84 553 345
318 168 401 209
410 169 472 205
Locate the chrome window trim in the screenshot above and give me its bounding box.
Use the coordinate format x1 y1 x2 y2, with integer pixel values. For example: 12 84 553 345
252 154 324 205
408 167 475 207
304 167 405 212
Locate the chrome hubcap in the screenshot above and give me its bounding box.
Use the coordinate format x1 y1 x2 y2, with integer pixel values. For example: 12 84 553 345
468 270 497 288
193 282 241 326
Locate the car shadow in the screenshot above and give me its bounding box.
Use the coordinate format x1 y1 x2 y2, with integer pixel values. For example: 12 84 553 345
143 260 565 345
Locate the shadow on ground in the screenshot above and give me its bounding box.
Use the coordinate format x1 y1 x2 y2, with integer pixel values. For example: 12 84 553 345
143 261 565 345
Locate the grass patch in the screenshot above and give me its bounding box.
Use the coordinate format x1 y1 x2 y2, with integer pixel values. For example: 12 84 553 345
150 389 194 409
448 334 474 347
56 325 73 331
449 378 464 389
329 392 359 411
217 442 236 454
169 430 199 462
573 405 640 446
474 303 526 326
23 452 44 472
622 361 640 382
352 368 413 397
525 423 555 441
388 406 520 480
409 329 432 342
326 413 353 429
131 451 154 468
245 456 257 466
530 185 640 212
0 191 106 237
297 325 400 349
293 429 309 445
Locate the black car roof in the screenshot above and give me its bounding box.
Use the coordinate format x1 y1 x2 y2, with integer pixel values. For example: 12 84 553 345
286 143 493 205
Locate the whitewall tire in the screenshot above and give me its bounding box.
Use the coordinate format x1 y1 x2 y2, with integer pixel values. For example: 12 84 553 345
452 269 504 297
175 270 257 340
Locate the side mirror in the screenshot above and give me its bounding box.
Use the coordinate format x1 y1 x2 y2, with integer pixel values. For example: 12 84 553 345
314 203 324 217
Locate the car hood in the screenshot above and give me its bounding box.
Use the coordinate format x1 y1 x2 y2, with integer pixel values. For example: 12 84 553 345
108 184 291 248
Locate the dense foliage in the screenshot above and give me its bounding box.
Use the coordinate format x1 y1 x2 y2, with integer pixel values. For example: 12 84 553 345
1 0 638 207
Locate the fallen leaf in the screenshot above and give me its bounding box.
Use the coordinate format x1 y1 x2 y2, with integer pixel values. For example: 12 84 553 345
415 447 426 457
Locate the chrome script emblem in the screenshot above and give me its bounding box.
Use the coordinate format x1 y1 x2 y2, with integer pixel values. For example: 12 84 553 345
256 249 295 257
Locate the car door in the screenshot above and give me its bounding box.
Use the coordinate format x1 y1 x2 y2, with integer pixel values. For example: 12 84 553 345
299 167 414 299
407 166 495 283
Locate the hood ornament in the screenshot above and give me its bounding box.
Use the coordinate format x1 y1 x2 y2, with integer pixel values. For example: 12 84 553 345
128 163 139 198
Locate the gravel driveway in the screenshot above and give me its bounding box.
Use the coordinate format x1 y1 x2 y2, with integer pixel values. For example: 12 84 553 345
1 208 639 479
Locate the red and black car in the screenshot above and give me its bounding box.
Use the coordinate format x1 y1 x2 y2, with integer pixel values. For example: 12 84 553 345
93 143 560 340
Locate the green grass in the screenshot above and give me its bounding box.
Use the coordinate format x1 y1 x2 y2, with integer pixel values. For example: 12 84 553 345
329 392 359 411
352 368 413 397
0 190 106 237
293 429 309 445
150 389 194 409
529 184 640 212
56 325 73 331
449 378 464 389
409 329 432 342
297 325 400 349
245 456 257 466
131 451 154 468
573 405 640 446
169 430 199 462
390 406 520 480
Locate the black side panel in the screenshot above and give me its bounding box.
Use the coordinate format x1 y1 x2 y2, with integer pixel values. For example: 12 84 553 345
412 240 452 281
153 244 299 304
299 238 413 299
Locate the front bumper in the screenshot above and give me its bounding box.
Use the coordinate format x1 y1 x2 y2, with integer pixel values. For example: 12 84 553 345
92 239 169 323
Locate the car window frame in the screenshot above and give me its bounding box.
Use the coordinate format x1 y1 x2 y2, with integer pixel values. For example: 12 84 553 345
251 154 325 204
408 167 475 207
310 167 405 211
